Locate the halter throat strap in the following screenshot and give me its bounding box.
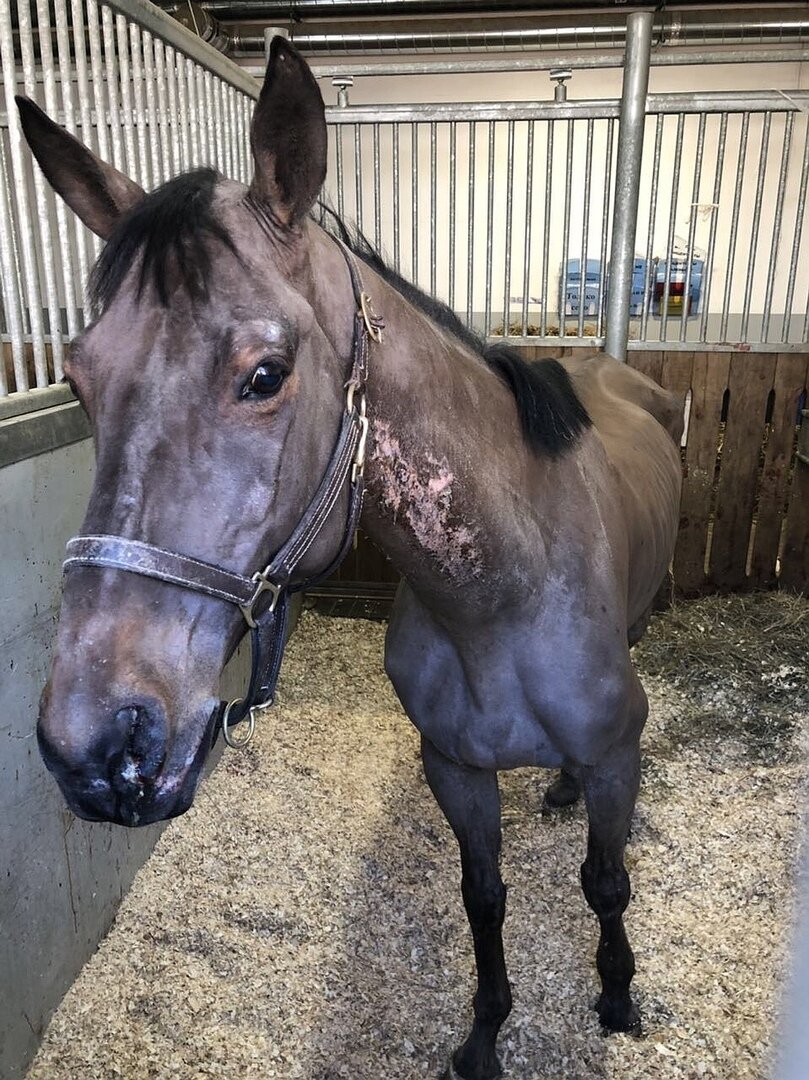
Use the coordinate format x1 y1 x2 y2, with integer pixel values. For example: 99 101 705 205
62 238 382 749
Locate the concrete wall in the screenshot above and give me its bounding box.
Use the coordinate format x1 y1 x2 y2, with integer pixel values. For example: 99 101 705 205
0 392 249 1080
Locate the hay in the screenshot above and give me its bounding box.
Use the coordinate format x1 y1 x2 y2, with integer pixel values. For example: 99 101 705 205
26 594 809 1080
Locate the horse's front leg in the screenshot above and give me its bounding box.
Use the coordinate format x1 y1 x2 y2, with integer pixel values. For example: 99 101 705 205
421 735 512 1080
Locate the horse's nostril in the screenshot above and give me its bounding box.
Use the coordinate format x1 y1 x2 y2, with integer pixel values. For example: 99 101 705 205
113 704 166 784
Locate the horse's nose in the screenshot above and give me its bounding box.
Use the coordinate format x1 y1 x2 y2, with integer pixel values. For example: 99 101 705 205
108 703 168 796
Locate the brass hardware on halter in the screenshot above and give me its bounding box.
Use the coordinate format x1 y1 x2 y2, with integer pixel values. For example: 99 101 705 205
360 291 384 344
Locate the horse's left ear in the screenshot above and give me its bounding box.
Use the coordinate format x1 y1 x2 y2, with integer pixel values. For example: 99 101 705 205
249 36 327 228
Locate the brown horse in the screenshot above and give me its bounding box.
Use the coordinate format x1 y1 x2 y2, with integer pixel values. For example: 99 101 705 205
19 39 682 1080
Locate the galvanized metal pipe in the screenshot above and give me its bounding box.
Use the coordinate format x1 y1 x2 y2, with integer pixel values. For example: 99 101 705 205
578 117 594 338
0 136 25 391
448 120 456 311
781 119 809 344
392 122 400 270
520 119 535 337
429 121 436 297
559 118 574 337
465 121 475 327
761 113 793 343
130 22 151 185
155 38 172 175
596 117 614 340
698 112 727 344
659 113 684 343
502 119 515 334
540 119 553 337
740 113 771 342
411 122 418 285
639 115 663 341
720 112 750 341
165 45 182 175
372 122 381 252
484 120 495 336
102 4 125 173
605 10 653 361
56 0 90 306
679 113 706 342
117 13 138 177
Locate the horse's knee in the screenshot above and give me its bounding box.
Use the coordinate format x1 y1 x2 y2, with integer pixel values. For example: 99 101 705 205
462 874 507 931
581 858 630 922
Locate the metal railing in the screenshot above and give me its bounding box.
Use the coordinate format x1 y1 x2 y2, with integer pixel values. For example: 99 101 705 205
321 88 809 353
0 0 258 397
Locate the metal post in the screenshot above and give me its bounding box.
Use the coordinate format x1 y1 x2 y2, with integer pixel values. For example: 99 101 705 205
604 11 653 361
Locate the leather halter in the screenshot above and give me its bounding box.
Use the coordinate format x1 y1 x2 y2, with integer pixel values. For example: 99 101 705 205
62 239 383 750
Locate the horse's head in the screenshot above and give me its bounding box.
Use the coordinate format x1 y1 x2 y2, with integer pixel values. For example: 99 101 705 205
20 41 356 825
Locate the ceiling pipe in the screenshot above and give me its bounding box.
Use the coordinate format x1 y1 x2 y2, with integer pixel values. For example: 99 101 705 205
195 0 802 15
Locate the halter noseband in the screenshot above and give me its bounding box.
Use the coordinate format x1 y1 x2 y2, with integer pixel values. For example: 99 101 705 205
62 239 383 750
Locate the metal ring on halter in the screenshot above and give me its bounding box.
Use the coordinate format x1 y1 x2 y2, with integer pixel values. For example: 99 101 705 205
221 698 256 750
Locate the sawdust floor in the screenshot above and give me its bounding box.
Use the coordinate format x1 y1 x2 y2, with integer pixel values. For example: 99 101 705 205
27 595 809 1080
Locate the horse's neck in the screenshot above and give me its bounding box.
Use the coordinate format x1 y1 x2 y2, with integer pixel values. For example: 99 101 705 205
358 271 552 610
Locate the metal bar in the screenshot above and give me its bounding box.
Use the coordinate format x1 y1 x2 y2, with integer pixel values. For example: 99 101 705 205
56 0 89 314
679 113 706 341
221 83 232 177
203 70 217 172
578 118 594 338
143 32 162 184
0 137 25 392
335 123 344 221
740 113 771 342
466 121 475 327
484 121 495 336
130 22 150 186
698 112 727 344
761 113 794 343
540 119 553 337
520 119 535 337
87 0 110 162
559 118 574 337
306 47 809 80
165 46 182 176
502 120 515 335
720 112 750 341
597 117 614 339
605 11 653 360
117 14 138 178
373 122 381 251
658 113 684 343
36 0 79 344
354 123 363 230
102 5 124 173
639 115 663 341
155 39 172 177
187 61 201 167
781 119 809 343
195 65 208 164
19 0 64 368
392 122 400 270
177 53 191 171
102 0 260 97
448 120 456 312
429 121 437 297
72 0 95 154
411 122 418 285
0 0 47 384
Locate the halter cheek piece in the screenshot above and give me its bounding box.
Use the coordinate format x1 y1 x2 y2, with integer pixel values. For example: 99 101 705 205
62 240 383 750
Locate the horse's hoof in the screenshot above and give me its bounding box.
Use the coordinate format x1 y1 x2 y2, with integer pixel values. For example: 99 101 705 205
542 771 581 811
441 1050 503 1080
596 993 642 1035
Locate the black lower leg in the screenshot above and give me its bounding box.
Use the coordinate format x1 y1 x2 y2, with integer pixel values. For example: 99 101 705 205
543 767 582 809
421 737 511 1080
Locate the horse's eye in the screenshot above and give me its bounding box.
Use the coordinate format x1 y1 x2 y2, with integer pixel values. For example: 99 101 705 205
244 363 286 398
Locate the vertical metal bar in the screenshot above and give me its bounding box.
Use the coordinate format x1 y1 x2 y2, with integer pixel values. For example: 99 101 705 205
411 123 418 285
761 113 793 343
720 112 750 342
195 66 208 164
335 124 344 221
165 46 182 177
116 14 137 178
597 117 615 340
243 95 253 183
230 87 241 181
130 23 150 186
782 118 809 343
540 119 554 337
659 113 685 343
578 118 594 338
740 113 771 342
213 81 226 176
203 71 216 173
101 5 124 173
449 121 457 312
0 136 26 390
392 123 400 271
373 122 381 250
56 0 89 316
484 121 495 336
430 121 437 297
679 113 706 342
502 120 515 336
354 124 363 232
520 119 535 337
143 33 162 184
604 10 653 361
177 54 192 171
559 118 574 337
466 121 476 328
640 116 664 341
36 0 79 343
86 0 110 163
155 39 172 178
0 0 47 383
699 112 727 344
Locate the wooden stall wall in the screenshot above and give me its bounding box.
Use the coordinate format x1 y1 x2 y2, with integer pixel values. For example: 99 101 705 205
322 349 809 599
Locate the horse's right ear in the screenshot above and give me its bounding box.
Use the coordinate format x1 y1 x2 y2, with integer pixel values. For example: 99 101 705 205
249 37 327 228
16 96 144 240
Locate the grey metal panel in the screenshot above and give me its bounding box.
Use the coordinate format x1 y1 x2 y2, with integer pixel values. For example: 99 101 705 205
0 431 251 1079
0 401 91 469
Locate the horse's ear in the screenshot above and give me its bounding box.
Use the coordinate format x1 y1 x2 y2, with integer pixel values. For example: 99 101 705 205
16 95 144 240
249 37 326 228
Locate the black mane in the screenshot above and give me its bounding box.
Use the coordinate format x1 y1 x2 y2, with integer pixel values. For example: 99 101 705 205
319 205 591 458
89 168 236 312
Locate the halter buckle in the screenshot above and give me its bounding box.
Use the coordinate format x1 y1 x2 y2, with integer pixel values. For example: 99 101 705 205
239 569 282 628
359 292 384 344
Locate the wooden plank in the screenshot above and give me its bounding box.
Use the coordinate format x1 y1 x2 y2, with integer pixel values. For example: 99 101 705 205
627 350 664 386
749 353 809 588
673 351 731 596
708 352 777 591
781 393 809 595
